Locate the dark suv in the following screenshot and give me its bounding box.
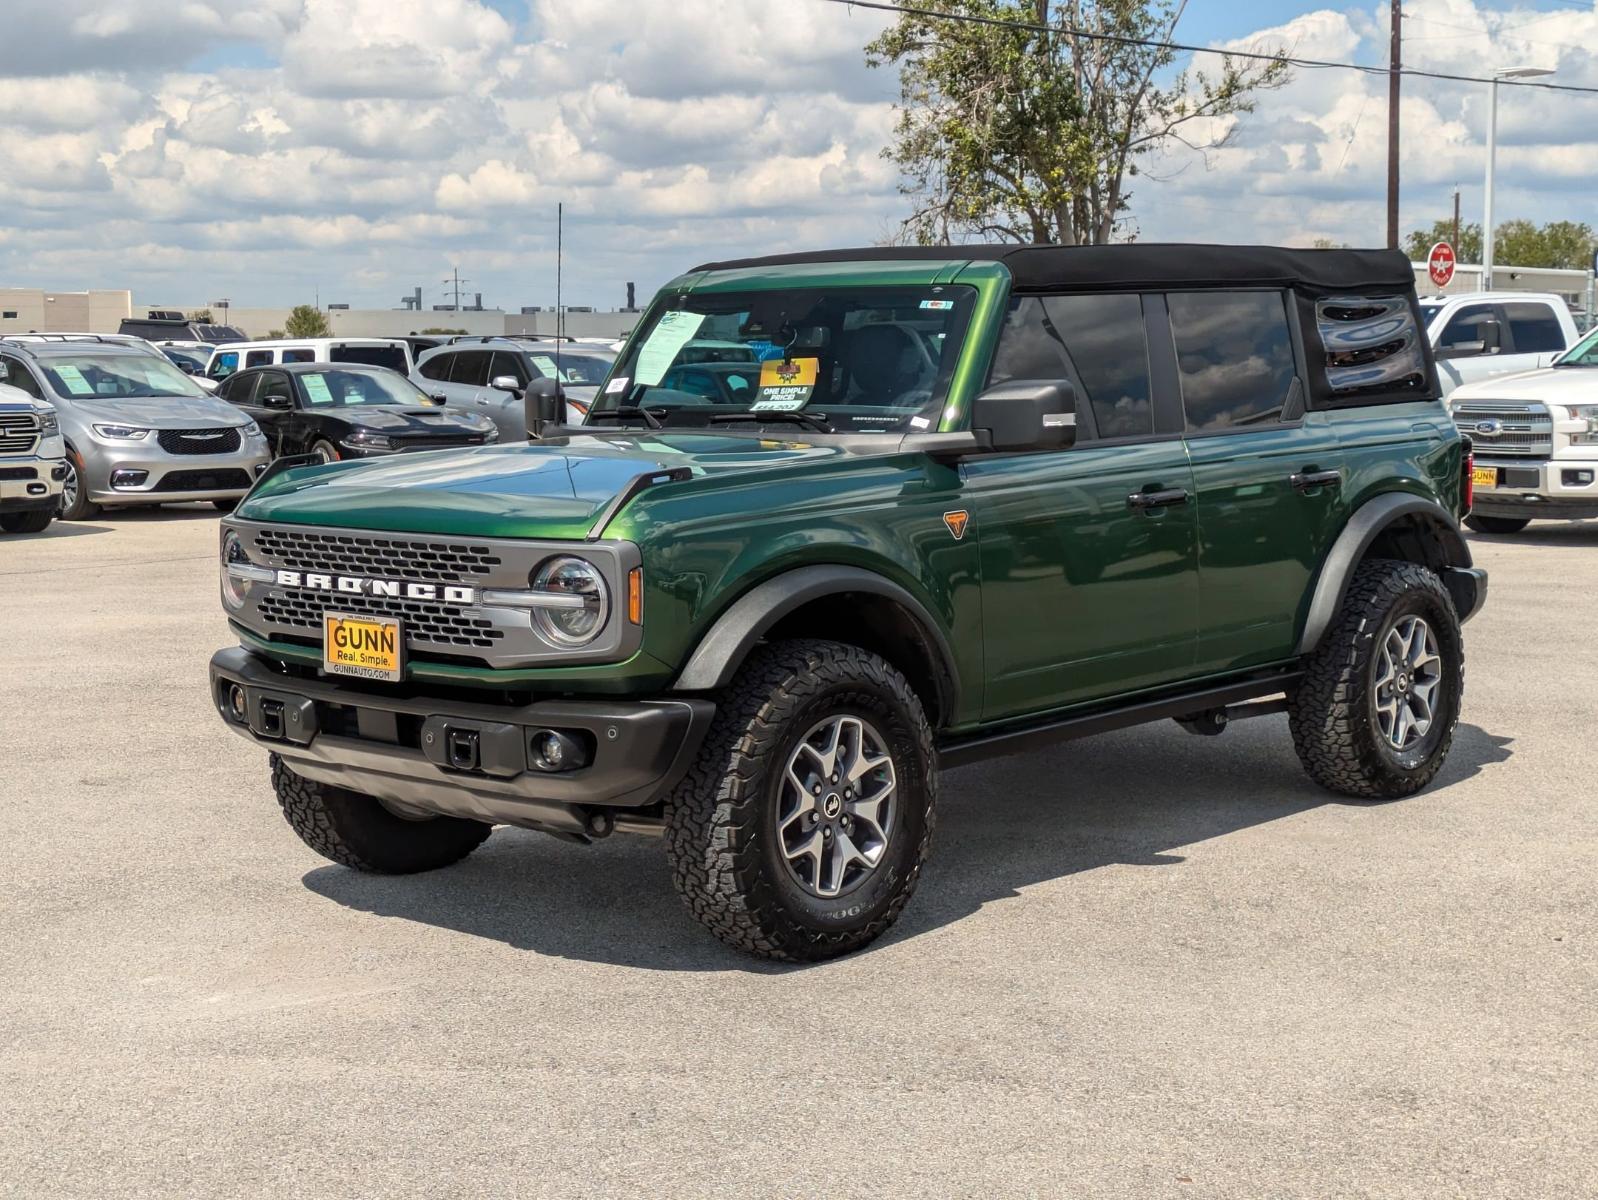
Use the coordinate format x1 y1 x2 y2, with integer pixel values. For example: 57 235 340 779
119 311 246 344
210 244 1486 961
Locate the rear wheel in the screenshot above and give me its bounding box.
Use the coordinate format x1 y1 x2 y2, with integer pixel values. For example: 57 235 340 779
212 498 239 512
310 439 340 464
58 453 99 520
1464 514 1530 535
0 509 53 534
665 639 935 961
270 755 492 873
1289 559 1463 799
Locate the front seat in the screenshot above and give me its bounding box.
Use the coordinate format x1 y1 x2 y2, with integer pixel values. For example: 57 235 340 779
840 324 925 404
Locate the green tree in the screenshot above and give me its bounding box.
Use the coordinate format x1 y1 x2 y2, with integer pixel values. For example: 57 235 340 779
1403 220 1481 264
867 0 1289 245
1496 219 1594 271
187 308 213 322
419 327 468 335
283 305 331 338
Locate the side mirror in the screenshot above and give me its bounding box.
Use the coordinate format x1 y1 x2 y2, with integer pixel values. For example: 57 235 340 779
971 380 1076 452
429 392 447 405
263 394 293 411
0 362 9 382
524 377 566 439
490 374 524 395
1480 319 1503 352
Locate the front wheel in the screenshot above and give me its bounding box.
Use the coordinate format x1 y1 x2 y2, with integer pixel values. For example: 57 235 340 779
1464 514 1530 535
0 509 53 533
665 639 935 962
212 498 239 513
310 439 340 464
270 756 491 872
1289 559 1464 799
58 454 100 520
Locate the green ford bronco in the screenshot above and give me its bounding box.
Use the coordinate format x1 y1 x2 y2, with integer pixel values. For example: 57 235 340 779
210 244 1486 961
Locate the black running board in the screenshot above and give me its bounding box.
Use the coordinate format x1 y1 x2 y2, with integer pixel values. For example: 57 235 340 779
936 670 1303 769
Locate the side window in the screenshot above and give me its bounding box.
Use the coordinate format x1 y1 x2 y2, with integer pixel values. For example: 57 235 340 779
1502 302 1567 354
1 356 43 399
255 372 294 407
282 348 316 364
451 351 491 387
1168 291 1296 431
1437 303 1498 352
245 350 274 368
489 351 528 386
419 353 452 381
208 351 239 379
219 373 256 404
988 294 1154 439
1316 295 1428 399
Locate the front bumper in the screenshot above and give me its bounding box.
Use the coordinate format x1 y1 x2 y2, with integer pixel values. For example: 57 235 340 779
210 646 714 836
1474 456 1598 520
0 460 66 511
84 436 271 505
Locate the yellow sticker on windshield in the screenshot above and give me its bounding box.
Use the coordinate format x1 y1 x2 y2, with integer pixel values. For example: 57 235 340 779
752 357 818 411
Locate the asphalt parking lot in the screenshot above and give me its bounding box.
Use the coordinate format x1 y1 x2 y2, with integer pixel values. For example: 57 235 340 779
1 508 1593 1199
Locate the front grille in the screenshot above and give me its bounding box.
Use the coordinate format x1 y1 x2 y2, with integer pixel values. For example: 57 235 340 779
157 427 242 455
1453 402 1552 459
253 528 503 584
0 411 40 455
257 590 506 650
154 468 253 492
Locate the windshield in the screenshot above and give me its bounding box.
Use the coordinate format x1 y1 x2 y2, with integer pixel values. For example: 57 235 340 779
594 286 975 433
162 348 209 371
39 353 206 400
1418 302 1443 327
1555 326 1598 366
528 351 613 386
298 368 430 407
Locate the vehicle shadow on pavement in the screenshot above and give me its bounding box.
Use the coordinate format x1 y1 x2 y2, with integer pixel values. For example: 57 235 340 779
2 521 111 540
1467 523 1598 547
300 718 1513 973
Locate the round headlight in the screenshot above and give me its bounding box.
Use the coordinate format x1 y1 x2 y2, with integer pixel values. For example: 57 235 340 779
529 556 609 646
220 529 250 610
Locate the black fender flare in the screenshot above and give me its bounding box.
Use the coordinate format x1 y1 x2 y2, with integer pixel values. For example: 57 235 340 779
1295 492 1474 655
672 564 961 718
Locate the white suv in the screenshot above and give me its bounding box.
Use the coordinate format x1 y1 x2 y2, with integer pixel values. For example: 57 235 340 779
1451 324 1598 533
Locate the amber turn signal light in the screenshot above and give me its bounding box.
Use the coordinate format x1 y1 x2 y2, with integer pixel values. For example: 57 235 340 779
627 567 643 624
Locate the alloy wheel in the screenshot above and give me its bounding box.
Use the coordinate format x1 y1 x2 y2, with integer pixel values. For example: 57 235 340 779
61 459 79 513
1373 614 1443 751
777 714 897 899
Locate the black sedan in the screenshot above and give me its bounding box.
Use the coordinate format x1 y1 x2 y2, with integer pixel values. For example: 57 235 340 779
216 363 500 462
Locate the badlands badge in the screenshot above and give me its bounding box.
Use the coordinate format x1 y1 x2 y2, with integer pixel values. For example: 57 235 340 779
943 510 970 540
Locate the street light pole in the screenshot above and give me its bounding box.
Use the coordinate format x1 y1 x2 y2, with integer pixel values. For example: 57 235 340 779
1483 66 1553 291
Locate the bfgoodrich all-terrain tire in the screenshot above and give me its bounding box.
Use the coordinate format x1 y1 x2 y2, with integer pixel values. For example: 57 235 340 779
1289 559 1464 799
1464 514 1530 535
665 639 936 962
270 755 492 873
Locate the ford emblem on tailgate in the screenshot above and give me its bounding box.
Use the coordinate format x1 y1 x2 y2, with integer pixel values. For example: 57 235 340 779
1474 419 1503 436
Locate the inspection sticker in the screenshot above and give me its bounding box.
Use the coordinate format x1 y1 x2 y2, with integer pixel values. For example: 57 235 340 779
605 376 631 394
919 299 955 311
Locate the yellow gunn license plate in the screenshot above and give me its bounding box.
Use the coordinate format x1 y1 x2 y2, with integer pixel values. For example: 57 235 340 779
1472 466 1499 488
323 612 402 682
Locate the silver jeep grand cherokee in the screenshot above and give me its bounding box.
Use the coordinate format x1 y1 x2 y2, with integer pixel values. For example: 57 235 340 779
0 336 270 519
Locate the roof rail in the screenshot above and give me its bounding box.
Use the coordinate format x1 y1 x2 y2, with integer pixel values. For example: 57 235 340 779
0 332 137 345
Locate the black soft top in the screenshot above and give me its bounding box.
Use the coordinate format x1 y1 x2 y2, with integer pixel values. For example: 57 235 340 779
692 243 1415 295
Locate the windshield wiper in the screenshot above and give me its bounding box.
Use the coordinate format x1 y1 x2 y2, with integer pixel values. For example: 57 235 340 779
586 405 665 430
709 409 834 433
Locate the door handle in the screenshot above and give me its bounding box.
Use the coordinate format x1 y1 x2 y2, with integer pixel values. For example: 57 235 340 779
1290 469 1341 492
1127 488 1189 511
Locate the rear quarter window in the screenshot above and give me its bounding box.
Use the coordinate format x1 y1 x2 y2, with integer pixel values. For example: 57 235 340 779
245 350 274 368
1316 295 1428 400
331 344 407 372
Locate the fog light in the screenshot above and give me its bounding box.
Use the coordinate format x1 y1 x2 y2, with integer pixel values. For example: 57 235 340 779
110 469 148 489
529 729 589 773
229 685 247 722
1562 469 1594 487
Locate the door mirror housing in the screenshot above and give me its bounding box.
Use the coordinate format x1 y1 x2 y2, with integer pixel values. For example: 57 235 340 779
490 374 524 395
0 362 9 382
262 393 293 411
971 380 1077 452
428 392 447 405
524 377 566 438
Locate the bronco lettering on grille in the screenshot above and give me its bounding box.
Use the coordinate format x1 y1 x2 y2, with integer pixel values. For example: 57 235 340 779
273 569 477 605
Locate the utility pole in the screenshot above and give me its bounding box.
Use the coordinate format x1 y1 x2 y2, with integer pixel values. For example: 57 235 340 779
1386 0 1401 250
442 267 469 311
1452 188 1461 254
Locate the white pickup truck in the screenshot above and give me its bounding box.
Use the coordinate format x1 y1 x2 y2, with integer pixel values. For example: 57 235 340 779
1421 292 1579 396
0 381 67 534
1450 322 1598 534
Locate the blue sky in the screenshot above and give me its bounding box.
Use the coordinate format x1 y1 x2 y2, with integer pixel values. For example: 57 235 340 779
3 0 1598 312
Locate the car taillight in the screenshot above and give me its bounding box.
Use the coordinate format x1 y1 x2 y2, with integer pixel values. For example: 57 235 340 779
1461 436 1475 517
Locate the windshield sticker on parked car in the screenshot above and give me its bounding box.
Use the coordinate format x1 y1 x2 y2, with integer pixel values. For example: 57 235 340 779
635 311 707 385
54 365 95 395
751 357 818 410
302 375 334 405
604 376 630 394
919 299 955 311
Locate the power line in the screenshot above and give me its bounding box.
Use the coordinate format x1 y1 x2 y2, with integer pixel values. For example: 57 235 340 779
818 0 1598 96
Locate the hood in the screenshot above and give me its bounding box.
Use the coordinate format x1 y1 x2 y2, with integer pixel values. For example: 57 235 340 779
0 383 50 413
341 406 494 435
1449 365 1598 405
239 430 859 538
58 394 249 428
